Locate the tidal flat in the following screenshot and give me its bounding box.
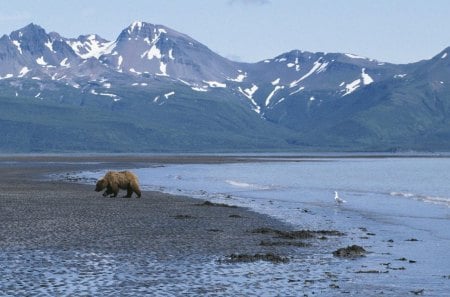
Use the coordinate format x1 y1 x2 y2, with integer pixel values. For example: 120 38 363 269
0 155 448 296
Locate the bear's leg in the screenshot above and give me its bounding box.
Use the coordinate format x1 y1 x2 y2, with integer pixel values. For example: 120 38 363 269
124 185 133 198
110 184 119 198
131 181 141 198
103 185 113 197
135 188 141 198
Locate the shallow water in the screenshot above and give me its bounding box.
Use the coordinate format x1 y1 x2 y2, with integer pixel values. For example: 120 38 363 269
62 158 450 295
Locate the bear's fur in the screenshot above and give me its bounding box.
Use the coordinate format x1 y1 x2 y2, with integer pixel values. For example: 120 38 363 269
95 170 141 198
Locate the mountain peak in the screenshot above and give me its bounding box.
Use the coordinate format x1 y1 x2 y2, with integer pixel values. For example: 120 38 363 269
11 23 47 40
121 21 167 37
76 34 109 44
129 21 148 32
21 23 45 31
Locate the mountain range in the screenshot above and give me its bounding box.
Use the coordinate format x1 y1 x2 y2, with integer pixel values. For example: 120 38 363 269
0 21 449 152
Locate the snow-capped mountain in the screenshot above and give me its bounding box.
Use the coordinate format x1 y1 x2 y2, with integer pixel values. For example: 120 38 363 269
0 21 403 112
98 21 239 83
0 21 449 152
66 34 112 59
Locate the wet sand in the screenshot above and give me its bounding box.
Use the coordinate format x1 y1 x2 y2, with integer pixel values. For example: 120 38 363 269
0 155 319 295
0 156 294 256
1 155 444 296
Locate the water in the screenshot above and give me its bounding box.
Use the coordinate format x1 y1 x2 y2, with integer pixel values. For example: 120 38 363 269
70 158 450 295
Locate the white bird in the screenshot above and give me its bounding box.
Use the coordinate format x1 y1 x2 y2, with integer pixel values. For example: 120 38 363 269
334 191 346 204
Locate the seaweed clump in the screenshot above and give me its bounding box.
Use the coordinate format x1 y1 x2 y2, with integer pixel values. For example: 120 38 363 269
222 253 290 264
333 245 367 258
252 227 344 239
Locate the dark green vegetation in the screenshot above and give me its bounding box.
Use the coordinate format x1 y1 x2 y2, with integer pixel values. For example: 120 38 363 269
261 51 450 152
3 61 450 153
0 80 295 153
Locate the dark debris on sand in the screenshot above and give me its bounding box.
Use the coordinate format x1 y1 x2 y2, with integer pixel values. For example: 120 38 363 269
252 227 345 239
259 240 311 248
333 245 367 258
221 253 290 264
196 201 238 208
355 270 389 274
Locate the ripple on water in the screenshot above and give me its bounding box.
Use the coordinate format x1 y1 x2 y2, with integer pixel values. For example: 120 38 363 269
0 246 429 297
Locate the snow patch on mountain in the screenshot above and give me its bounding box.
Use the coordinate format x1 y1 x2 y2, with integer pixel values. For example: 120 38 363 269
60 58 70 67
394 74 407 79
12 40 22 54
45 40 56 53
168 49 175 60
289 86 304 96
441 52 447 59
345 53 367 60
361 68 374 85
204 81 226 88
342 79 361 96
129 68 142 75
265 85 284 106
316 62 328 73
271 78 280 85
290 59 326 87
178 79 191 86
18 67 30 78
91 89 120 101
192 86 208 92
142 45 162 60
36 56 48 66
274 98 285 106
227 71 247 82
117 56 123 69
164 91 175 99
0 74 13 80
130 21 144 32
340 68 373 96
238 85 260 114
68 35 113 59
156 62 169 76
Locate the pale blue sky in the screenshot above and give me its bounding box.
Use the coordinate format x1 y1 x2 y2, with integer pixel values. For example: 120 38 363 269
0 0 449 63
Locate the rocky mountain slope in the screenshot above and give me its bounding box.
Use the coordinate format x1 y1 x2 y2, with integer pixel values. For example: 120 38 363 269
0 21 448 152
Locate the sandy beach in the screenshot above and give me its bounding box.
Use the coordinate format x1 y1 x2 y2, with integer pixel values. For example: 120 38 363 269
0 155 296 255
2 155 446 296
0 155 328 296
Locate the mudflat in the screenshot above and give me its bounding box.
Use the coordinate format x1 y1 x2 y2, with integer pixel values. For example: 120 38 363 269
0 156 292 256
0 155 316 295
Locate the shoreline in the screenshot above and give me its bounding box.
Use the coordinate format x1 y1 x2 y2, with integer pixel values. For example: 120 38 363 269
0 156 299 255
1 155 443 296
1 156 344 295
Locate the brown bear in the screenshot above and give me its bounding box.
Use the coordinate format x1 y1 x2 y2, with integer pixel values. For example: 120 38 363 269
95 170 141 198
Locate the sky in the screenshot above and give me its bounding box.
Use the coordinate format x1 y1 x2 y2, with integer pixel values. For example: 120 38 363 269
0 0 449 64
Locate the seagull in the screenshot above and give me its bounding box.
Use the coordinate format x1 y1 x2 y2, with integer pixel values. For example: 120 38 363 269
334 191 346 204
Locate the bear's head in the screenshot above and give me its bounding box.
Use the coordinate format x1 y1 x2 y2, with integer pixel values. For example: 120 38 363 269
95 178 108 192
